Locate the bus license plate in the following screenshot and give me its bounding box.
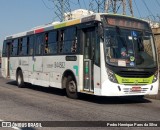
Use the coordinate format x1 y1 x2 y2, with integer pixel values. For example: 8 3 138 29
131 87 141 91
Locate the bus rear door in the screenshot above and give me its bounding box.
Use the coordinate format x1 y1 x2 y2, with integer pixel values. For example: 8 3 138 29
6 42 11 78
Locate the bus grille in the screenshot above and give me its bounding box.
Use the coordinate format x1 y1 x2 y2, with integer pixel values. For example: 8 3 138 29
117 71 153 78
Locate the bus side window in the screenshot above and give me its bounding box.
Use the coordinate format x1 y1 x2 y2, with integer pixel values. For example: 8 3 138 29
44 33 49 54
63 27 77 54
27 37 29 55
11 39 18 56
11 41 14 56
59 30 64 53
2 41 7 57
71 36 77 53
71 28 77 53
48 31 57 54
29 35 34 56
21 37 28 56
27 35 34 56
35 34 44 55
94 37 100 66
18 38 23 55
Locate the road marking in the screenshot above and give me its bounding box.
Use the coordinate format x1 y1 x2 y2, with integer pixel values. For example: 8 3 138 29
0 119 21 130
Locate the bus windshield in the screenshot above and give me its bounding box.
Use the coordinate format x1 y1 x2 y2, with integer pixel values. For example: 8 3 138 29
104 27 157 68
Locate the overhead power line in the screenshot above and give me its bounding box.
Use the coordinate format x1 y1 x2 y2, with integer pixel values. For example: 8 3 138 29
50 0 72 21
156 0 160 8
142 0 154 17
83 0 87 9
41 0 53 10
133 0 141 18
42 0 159 23
78 0 82 8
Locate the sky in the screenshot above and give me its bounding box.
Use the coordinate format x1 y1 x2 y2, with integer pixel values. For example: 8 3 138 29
0 0 160 50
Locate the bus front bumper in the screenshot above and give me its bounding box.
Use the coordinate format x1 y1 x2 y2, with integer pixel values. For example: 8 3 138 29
100 80 159 96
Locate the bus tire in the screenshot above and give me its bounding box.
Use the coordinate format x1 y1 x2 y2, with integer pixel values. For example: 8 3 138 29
17 70 24 88
66 76 78 99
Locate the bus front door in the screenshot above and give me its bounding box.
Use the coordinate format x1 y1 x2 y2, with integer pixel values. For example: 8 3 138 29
83 28 95 92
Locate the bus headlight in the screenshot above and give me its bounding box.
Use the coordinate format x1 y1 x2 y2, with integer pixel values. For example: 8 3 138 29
107 69 118 83
152 71 158 83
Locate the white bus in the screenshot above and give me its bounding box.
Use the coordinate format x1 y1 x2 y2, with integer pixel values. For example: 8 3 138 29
1 14 159 98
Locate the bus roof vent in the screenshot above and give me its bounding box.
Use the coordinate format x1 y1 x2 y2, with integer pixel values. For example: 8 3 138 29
64 9 94 21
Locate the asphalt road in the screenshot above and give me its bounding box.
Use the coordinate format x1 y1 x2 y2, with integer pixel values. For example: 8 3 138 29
0 70 160 130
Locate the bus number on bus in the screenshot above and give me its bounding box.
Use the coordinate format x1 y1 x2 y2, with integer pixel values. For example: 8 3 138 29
54 62 65 68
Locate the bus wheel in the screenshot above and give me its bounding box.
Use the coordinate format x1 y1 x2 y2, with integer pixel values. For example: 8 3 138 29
66 76 78 99
16 70 24 88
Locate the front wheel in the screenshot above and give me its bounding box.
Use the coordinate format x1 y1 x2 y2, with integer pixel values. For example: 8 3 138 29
66 76 78 99
16 70 24 88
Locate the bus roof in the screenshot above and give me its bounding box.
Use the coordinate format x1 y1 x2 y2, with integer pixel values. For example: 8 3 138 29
5 13 148 40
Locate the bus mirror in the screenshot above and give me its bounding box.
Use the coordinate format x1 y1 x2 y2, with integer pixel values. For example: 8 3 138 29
98 23 104 38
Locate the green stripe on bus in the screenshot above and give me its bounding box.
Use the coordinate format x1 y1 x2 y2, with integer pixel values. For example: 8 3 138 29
115 74 154 85
54 23 66 29
10 64 12 70
33 64 35 72
73 65 78 76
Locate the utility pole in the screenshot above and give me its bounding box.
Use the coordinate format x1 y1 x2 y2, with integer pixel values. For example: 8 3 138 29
104 0 109 13
89 0 134 16
51 0 71 21
89 0 105 13
113 0 117 14
61 0 64 21
97 0 100 13
128 0 133 17
123 0 126 15
51 0 134 21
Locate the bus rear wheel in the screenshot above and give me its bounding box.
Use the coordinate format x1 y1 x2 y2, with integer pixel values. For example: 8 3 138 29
16 70 24 88
66 76 78 99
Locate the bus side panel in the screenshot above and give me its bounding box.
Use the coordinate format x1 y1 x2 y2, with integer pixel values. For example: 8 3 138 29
93 65 101 95
18 57 29 83
42 56 58 87
10 57 19 80
77 55 83 92
28 56 35 84
42 56 61 88
100 41 108 96
42 55 81 90
1 57 8 78
63 55 82 91
28 56 44 86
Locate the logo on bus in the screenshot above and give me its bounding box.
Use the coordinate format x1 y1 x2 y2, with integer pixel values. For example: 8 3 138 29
134 80 138 84
122 79 129 83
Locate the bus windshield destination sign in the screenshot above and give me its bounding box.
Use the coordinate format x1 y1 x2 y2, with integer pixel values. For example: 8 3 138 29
105 16 150 30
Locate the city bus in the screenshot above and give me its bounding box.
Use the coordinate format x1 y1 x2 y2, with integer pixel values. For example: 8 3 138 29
1 13 159 98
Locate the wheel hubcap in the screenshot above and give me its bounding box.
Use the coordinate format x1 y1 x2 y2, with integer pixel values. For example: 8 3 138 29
18 75 21 85
68 81 76 93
